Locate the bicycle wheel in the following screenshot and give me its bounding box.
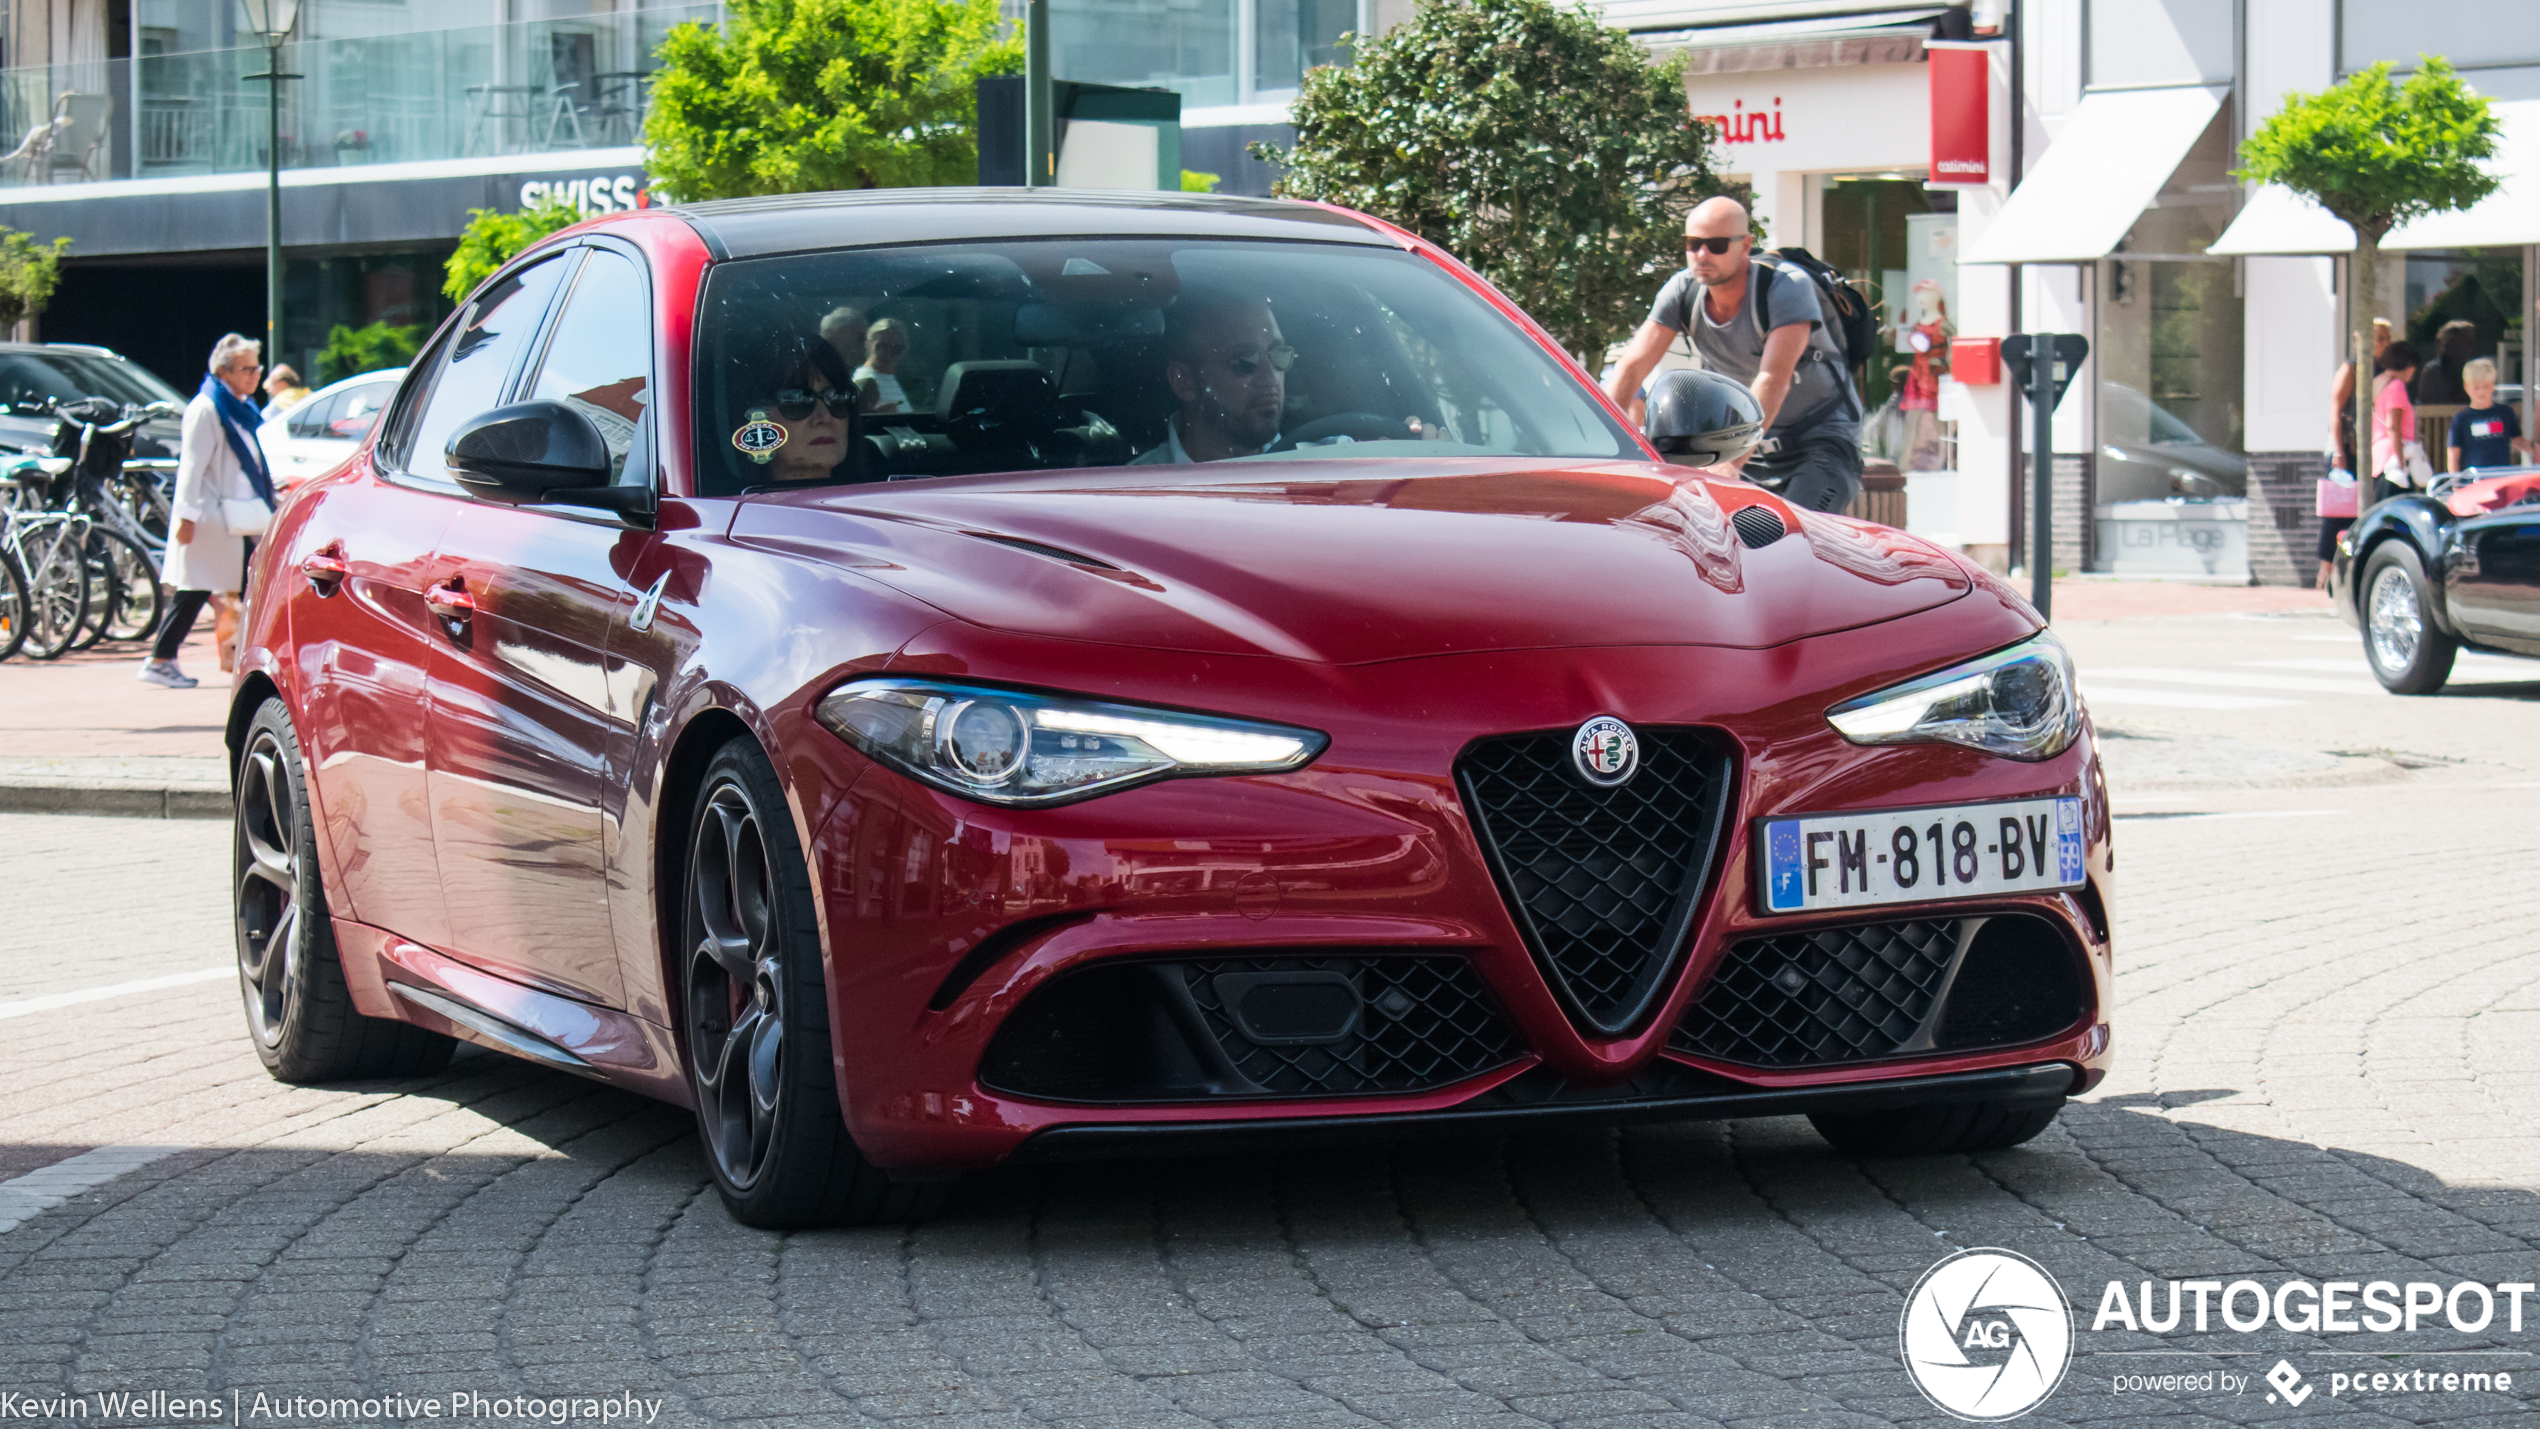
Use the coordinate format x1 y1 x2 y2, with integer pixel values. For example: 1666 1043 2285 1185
20 522 88 660
68 530 117 652
87 528 163 643
0 553 27 660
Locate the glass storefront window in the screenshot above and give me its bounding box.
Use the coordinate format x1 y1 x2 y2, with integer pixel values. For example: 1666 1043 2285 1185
1252 0 1356 96
2096 104 2246 506
1049 0 1359 110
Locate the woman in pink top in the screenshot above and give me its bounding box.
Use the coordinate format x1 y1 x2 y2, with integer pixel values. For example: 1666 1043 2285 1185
2370 339 2420 504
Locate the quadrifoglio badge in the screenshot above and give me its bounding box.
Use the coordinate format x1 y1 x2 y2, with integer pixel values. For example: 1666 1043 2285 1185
1902 1250 2533 1418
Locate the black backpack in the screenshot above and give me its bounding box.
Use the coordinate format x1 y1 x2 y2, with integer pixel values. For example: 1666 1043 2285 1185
1751 246 1875 376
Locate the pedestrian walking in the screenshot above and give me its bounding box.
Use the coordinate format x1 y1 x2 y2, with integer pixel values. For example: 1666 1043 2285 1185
2317 317 2390 589
140 333 277 690
1605 196 1864 512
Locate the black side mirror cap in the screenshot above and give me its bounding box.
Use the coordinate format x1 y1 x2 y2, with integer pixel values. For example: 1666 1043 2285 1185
1644 368 1765 468
446 400 614 504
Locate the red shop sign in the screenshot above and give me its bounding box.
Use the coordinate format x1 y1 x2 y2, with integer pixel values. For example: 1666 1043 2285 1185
1927 43 1990 185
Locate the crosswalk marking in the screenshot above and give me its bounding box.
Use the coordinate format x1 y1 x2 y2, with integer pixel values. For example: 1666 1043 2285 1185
0 967 230 1022
2081 683 2300 710
0 1144 188 1234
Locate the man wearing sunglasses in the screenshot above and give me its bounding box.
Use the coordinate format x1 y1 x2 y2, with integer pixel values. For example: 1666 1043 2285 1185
1603 196 1862 513
1134 291 1296 464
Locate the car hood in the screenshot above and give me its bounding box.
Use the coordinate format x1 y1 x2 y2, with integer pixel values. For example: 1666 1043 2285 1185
728 459 1973 664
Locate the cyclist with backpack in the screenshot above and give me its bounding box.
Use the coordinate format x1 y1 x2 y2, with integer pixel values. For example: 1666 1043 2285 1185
1605 196 1867 513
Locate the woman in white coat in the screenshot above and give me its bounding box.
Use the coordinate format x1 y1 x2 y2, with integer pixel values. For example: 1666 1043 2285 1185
139 333 277 689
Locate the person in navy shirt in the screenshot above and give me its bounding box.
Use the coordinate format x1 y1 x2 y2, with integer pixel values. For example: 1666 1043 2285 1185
2447 357 2530 472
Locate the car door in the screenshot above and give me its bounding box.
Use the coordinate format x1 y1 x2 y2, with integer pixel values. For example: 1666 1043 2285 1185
424 244 659 1007
2447 510 2540 652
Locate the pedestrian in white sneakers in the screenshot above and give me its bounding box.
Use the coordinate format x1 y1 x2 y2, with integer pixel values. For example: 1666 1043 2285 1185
140 332 277 690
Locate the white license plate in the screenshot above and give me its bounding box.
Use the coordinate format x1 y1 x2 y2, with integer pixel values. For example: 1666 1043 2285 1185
1756 796 2085 914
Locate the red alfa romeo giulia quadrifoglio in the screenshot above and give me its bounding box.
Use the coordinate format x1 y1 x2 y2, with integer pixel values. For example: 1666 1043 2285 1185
228 191 2112 1226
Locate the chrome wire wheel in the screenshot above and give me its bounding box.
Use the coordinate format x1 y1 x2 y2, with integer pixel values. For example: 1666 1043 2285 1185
686 780 786 1192
2367 562 2422 674
234 728 302 1047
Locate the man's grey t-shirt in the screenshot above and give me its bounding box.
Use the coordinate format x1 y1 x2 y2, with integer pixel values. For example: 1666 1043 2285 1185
1648 262 1858 447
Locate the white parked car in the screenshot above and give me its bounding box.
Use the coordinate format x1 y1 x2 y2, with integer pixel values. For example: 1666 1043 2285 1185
259 368 406 489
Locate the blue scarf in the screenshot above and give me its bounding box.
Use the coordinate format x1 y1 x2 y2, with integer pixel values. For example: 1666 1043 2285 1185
201 374 276 508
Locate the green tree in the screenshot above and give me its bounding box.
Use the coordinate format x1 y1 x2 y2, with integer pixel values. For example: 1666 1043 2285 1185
0 227 70 331
644 0 1020 200
443 199 585 303
2238 57 2499 484
315 321 425 386
1254 0 1722 362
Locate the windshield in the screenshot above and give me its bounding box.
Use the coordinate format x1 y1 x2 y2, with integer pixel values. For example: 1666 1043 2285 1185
692 238 1638 494
0 350 183 411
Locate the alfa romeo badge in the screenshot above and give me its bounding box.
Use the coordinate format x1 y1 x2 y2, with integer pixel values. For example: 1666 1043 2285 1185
732 408 787 464
1571 716 1638 787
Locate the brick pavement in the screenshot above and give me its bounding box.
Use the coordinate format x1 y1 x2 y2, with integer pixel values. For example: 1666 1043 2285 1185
5 765 2540 1424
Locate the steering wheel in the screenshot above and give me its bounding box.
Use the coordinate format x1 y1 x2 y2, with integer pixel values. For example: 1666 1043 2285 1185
1270 411 1415 452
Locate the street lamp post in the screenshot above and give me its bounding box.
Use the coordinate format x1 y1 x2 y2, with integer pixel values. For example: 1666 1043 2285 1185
239 0 302 370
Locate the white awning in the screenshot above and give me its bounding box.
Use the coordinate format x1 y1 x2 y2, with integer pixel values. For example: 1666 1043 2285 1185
1962 85 2226 264
2214 99 2540 254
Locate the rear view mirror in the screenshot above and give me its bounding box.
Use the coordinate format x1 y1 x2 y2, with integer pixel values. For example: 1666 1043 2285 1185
1644 369 1764 468
1012 302 1165 346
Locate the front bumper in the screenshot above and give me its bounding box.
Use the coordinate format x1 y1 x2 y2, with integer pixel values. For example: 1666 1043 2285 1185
1006 1062 2080 1163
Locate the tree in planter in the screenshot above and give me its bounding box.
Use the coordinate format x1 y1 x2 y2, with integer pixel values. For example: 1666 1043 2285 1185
315 321 425 385
644 0 1019 200
0 227 70 332
444 199 587 303
1253 0 1724 364
2238 57 2499 490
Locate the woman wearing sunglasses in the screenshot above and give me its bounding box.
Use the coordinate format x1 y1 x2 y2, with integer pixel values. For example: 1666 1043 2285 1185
737 336 860 483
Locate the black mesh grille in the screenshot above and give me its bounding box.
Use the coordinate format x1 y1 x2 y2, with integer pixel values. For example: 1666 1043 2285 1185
1730 505 1787 548
979 954 1524 1103
1672 919 1959 1067
1457 728 1732 1036
1182 957 1522 1096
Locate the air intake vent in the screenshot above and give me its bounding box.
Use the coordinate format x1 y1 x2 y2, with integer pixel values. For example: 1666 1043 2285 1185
1730 505 1787 549
962 530 1121 570
1456 728 1733 1037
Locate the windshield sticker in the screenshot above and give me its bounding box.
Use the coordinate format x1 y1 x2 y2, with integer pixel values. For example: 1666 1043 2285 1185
733 409 786 464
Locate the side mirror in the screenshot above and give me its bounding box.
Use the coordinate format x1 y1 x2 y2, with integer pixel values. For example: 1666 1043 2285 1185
446 400 646 519
1644 369 1764 468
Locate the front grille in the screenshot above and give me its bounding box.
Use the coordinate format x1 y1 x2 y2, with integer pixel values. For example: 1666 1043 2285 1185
1671 914 2086 1069
979 954 1524 1104
1457 728 1732 1036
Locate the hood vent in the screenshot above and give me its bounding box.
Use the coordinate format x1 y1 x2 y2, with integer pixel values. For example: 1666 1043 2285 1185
1730 505 1787 549
961 529 1122 570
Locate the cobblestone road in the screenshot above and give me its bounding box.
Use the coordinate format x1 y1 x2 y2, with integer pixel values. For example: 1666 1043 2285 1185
6 611 2540 1427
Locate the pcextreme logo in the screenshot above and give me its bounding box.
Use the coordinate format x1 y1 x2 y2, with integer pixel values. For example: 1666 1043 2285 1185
1901 1248 2075 1420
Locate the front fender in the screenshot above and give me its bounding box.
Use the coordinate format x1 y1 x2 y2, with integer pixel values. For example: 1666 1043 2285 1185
2335 494 2458 637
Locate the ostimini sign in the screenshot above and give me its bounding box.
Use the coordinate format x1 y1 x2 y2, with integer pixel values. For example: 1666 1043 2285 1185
1926 41 1992 185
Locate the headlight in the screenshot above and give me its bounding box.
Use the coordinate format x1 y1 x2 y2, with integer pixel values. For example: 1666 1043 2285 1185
1824 634 2079 761
814 678 1328 807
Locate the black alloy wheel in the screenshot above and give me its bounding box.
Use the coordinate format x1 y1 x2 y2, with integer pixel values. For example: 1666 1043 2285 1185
2361 542 2458 695
234 697 454 1081
680 737 935 1227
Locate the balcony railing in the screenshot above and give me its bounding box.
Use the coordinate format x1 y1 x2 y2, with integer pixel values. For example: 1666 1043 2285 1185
0 4 717 188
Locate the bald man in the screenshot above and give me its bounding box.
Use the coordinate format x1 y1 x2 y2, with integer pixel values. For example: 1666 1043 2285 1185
1134 291 1293 463
1605 196 1863 512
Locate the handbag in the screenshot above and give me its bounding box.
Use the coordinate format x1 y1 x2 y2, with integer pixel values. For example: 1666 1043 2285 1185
2316 471 2359 518
2404 440 2434 486
219 497 272 537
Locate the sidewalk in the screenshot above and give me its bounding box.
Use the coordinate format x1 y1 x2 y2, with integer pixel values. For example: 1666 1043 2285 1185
2 626 231 815
2044 578 2332 622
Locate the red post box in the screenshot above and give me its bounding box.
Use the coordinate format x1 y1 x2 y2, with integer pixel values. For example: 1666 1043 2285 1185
1950 337 2002 385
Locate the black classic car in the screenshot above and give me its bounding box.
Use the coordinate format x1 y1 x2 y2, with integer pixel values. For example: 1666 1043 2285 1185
2334 468 2540 692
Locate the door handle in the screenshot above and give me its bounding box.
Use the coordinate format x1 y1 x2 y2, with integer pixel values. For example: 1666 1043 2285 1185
426 578 476 629
299 547 347 596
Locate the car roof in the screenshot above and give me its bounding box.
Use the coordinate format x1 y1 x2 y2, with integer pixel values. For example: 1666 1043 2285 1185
663 188 1399 261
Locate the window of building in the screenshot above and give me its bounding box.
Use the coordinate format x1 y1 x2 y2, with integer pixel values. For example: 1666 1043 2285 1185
2340 2 2540 74
1049 0 1364 109
2085 0 2231 90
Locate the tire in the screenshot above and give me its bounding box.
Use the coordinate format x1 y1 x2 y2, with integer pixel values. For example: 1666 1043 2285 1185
0 553 26 661
235 697 455 1082
88 529 163 643
66 527 124 651
680 736 936 1228
20 522 87 660
2360 542 2457 694
1810 1097 2064 1156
